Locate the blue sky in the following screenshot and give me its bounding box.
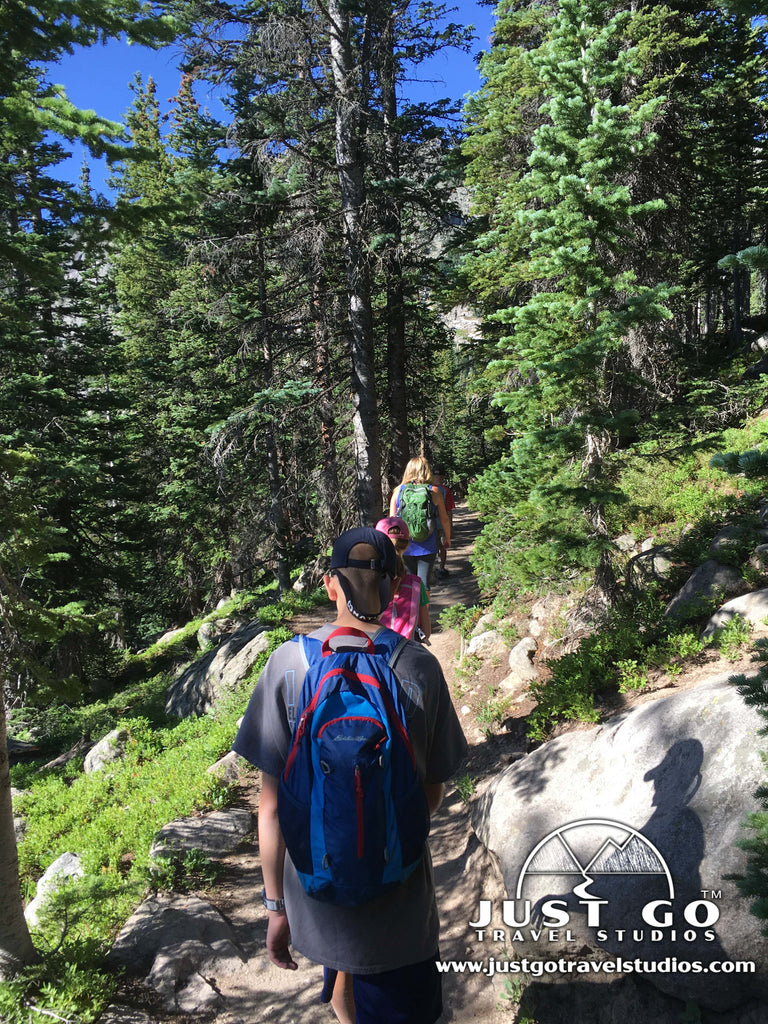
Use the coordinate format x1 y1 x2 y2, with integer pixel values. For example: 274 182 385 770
50 1 496 194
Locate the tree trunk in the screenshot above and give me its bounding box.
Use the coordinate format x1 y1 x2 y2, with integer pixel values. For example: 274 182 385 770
314 284 343 544
0 689 36 979
327 0 383 525
257 231 291 594
380 6 410 489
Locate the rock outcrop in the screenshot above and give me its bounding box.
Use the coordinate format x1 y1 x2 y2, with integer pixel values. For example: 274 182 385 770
149 808 253 867
165 620 270 717
665 560 749 621
108 894 245 1013
471 673 768 1012
664 524 768 624
25 852 84 928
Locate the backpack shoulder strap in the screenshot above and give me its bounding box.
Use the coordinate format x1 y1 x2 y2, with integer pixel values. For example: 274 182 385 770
373 628 410 670
297 634 315 670
388 635 410 671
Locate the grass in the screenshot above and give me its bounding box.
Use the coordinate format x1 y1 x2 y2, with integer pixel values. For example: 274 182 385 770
477 692 512 735
455 772 476 802
3 618 296 1023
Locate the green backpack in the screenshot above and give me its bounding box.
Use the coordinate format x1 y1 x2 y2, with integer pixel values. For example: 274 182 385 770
397 484 435 542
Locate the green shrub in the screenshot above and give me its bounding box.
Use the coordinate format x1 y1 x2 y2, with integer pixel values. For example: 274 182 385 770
527 667 601 742
524 599 729 740
455 773 476 802
0 948 115 1024
616 659 649 692
437 604 482 639
729 640 768 936
9 622 292 1017
151 847 219 893
663 630 706 661
709 614 753 661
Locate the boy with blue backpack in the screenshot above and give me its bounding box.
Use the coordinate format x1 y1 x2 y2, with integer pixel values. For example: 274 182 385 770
233 527 467 1024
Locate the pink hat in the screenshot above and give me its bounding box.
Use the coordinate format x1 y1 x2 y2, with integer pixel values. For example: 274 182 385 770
375 515 410 542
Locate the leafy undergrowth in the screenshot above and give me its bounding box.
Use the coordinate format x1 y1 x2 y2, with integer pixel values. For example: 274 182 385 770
526 607 757 741
3 615 298 1024
465 413 768 742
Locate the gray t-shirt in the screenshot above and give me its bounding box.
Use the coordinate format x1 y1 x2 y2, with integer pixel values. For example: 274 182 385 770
233 624 468 973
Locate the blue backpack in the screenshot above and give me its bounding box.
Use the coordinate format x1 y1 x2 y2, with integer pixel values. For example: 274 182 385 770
277 627 430 906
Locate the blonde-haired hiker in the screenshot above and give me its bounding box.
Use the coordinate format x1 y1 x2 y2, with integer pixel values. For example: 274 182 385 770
389 457 450 591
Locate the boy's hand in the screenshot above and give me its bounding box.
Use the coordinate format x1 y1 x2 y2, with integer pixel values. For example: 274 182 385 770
266 912 298 970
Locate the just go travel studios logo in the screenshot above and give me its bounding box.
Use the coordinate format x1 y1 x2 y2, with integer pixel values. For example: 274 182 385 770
469 818 721 948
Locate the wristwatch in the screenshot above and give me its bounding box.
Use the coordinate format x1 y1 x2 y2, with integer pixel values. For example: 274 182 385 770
261 887 286 912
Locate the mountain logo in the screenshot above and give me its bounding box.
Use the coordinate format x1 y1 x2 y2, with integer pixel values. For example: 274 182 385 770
514 817 674 901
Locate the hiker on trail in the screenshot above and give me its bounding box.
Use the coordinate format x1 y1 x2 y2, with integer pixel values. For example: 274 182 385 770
233 527 467 1024
431 463 456 581
375 516 431 641
389 456 451 591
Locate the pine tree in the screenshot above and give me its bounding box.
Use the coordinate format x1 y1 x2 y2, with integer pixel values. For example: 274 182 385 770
176 0 472 526
728 645 768 936
464 0 675 600
0 0 177 976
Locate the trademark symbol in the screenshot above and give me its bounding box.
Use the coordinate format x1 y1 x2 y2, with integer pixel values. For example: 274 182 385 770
701 889 722 900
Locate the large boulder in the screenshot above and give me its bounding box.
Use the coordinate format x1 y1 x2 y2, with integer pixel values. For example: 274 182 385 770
196 615 245 651
98 1007 155 1024
625 545 676 593
467 629 509 661
749 543 768 570
149 808 253 867
166 620 270 717
471 674 768 1012
703 587 768 637
665 561 748 622
708 525 768 559
613 533 638 553
471 612 496 637
207 751 241 788
25 852 84 928
742 354 768 381
12 787 27 843
84 728 129 774
108 894 244 1013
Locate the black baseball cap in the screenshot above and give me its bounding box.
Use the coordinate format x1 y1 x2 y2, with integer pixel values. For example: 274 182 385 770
330 527 397 621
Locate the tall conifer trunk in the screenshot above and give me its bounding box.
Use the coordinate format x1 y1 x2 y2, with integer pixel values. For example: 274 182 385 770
314 283 343 543
328 0 383 525
380 4 409 489
257 231 291 594
0 690 35 978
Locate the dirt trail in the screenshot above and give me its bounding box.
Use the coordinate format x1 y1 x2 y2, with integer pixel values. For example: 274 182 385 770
168 505 512 1024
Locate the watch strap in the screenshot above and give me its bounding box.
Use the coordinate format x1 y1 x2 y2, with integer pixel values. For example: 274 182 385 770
261 887 286 912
